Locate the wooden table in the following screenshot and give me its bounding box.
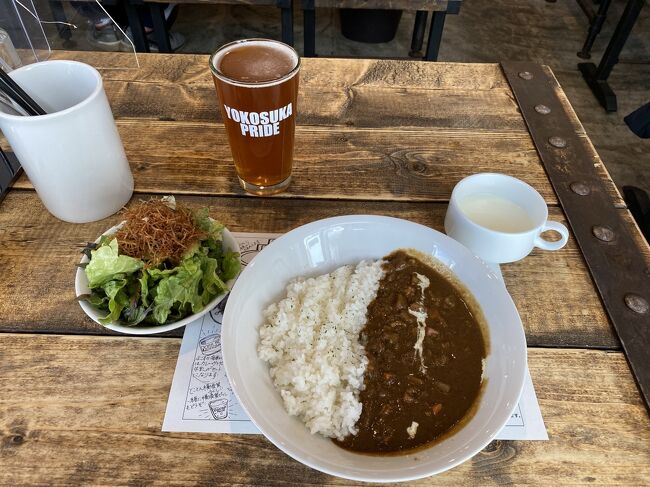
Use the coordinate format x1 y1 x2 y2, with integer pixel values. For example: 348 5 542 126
1 51 649 485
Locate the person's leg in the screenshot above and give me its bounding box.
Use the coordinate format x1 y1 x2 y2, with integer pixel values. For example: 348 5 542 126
71 1 125 47
149 4 171 52
139 4 179 31
144 5 185 52
123 4 185 52
70 2 103 23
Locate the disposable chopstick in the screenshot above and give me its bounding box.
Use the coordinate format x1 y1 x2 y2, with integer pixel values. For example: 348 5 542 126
0 69 46 116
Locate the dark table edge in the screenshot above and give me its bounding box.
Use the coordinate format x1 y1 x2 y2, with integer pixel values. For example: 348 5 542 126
501 61 650 412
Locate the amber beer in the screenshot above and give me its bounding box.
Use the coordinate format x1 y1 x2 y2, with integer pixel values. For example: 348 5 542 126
210 39 300 195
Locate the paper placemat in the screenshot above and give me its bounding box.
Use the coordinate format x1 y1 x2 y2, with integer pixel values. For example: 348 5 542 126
163 232 547 440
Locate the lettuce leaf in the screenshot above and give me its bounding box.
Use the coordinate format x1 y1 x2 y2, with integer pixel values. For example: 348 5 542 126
146 267 178 284
85 239 144 288
197 253 228 305
151 257 204 324
138 271 150 307
203 237 223 261
193 209 225 240
98 277 130 324
78 292 107 308
122 302 152 326
221 251 240 281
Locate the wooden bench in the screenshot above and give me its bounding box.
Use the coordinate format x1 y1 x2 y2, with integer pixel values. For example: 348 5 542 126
302 0 461 60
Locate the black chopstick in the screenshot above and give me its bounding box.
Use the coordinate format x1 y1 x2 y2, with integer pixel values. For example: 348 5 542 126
0 69 46 116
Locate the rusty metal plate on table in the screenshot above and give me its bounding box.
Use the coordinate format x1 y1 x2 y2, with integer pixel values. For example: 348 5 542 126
502 62 650 411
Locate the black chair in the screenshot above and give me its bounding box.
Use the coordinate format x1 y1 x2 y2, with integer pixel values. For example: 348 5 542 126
578 0 646 112
576 0 614 59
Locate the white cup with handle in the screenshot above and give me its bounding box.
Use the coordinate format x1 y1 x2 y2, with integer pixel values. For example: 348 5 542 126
444 173 569 264
0 60 133 223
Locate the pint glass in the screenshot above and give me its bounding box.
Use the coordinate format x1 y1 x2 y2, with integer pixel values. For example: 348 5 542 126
210 39 300 195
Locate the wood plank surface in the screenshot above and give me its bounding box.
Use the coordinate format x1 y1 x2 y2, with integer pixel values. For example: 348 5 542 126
2 190 641 349
0 333 648 486
50 55 530 132
11 121 561 203
9 119 618 205
102 83 526 130
26 52 619 206
50 52 511 91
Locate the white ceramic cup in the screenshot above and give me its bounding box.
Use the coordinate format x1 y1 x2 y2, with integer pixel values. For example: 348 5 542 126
444 173 569 264
0 60 133 223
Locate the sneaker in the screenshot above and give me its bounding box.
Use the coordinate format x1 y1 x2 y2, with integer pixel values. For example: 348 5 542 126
147 31 186 52
88 24 124 48
94 17 114 30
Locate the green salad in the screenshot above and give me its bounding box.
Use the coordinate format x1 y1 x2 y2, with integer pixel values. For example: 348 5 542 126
79 197 240 326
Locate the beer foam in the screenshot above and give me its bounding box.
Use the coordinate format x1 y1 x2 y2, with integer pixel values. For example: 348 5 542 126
211 39 299 88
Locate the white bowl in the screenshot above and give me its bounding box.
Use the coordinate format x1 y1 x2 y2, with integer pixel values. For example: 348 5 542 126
75 222 240 335
222 215 527 482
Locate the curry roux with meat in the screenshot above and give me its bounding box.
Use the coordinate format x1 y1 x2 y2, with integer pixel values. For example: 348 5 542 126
335 250 487 453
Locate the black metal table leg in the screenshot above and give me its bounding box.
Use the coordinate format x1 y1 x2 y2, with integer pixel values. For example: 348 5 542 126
124 1 149 52
424 11 446 61
150 3 172 52
278 0 294 46
578 0 646 112
576 0 597 19
409 11 428 58
423 1 460 61
577 0 613 59
303 0 316 57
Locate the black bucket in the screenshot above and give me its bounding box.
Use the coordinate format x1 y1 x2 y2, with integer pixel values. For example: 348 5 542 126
340 9 403 43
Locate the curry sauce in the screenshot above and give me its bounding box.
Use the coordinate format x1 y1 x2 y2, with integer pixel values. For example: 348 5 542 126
334 250 487 453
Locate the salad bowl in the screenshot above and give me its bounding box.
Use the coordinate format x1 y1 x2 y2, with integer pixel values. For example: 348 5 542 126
75 221 240 335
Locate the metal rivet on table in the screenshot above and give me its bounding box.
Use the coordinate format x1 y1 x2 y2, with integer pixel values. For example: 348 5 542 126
624 293 649 314
548 136 567 148
518 71 534 80
570 182 591 196
535 104 551 115
592 225 616 242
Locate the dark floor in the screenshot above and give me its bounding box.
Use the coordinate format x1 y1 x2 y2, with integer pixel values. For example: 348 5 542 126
47 0 650 195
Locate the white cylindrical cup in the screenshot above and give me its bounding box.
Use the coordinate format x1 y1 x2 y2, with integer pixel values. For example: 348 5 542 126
0 60 133 223
444 173 569 264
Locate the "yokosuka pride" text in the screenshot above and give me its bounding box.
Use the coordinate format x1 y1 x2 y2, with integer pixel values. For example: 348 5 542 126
224 103 293 137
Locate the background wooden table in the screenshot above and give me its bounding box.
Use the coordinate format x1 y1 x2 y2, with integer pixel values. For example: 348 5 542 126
0 51 649 485
302 0 460 60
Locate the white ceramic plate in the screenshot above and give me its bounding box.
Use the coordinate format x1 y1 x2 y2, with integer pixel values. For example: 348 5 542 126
222 215 527 482
75 222 240 335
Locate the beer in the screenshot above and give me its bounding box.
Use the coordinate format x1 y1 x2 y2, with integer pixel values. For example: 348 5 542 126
210 39 300 195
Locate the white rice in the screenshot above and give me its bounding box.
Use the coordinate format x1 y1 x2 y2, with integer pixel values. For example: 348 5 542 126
257 260 385 440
